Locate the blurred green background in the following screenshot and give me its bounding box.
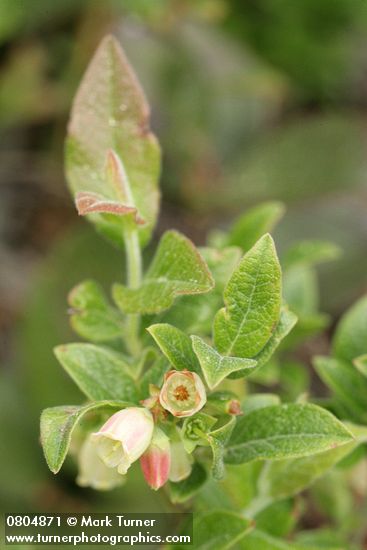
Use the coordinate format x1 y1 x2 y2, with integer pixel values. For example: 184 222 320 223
1 0 367 546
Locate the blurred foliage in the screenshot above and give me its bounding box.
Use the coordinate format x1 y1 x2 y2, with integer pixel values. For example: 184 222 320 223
223 0 367 103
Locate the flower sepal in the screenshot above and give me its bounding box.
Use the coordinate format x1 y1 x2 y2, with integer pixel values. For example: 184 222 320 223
182 413 218 453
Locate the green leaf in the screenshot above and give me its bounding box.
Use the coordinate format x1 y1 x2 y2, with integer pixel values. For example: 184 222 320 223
200 246 242 288
283 266 318 317
40 400 129 473
256 441 356 504
207 416 236 480
295 530 345 550
54 343 138 402
242 394 281 415
228 202 285 251
225 404 353 465
285 314 329 349
191 336 257 389
68 280 123 342
128 346 158 380
332 295 367 362
65 35 160 246
219 462 263 510
239 529 315 550
174 510 253 550
313 356 367 422
255 500 297 539
113 230 214 314
246 308 297 376
153 246 241 336
214 234 281 358
148 323 200 374
139 356 168 399
283 240 342 269
353 354 367 378
169 462 208 503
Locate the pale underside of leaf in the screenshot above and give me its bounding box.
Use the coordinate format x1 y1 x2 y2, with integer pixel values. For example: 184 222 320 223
75 191 145 224
191 335 257 389
207 416 236 480
40 401 129 473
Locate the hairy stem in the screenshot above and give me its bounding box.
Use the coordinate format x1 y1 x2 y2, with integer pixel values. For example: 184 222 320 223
124 226 142 356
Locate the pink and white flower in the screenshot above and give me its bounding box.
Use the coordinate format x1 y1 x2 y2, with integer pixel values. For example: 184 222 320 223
92 407 154 475
169 439 193 482
159 370 207 418
76 434 125 491
140 427 171 490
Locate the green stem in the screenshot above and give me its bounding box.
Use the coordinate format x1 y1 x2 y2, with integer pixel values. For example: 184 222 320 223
124 227 142 356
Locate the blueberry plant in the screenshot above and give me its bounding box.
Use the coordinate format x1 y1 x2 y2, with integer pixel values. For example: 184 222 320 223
40 36 367 549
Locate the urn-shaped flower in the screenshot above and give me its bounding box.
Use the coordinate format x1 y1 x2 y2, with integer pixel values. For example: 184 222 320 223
77 434 125 490
140 427 171 490
92 407 154 475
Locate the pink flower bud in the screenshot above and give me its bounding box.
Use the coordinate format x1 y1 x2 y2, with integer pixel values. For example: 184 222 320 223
92 407 154 475
159 370 207 418
169 439 193 482
76 434 125 491
140 428 171 490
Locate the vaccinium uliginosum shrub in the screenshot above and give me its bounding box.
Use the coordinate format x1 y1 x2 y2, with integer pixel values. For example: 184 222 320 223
40 36 367 548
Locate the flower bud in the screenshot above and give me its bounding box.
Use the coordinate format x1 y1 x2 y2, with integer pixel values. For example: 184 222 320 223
208 391 242 416
169 439 193 482
140 427 171 490
92 407 154 475
76 434 125 491
159 370 207 418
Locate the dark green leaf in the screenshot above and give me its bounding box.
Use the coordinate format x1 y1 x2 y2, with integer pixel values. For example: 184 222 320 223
148 323 200 373
214 234 282 358
54 343 138 402
225 404 353 465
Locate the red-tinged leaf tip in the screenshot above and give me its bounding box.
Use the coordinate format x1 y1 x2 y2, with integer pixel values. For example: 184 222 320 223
75 192 145 224
105 149 129 201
